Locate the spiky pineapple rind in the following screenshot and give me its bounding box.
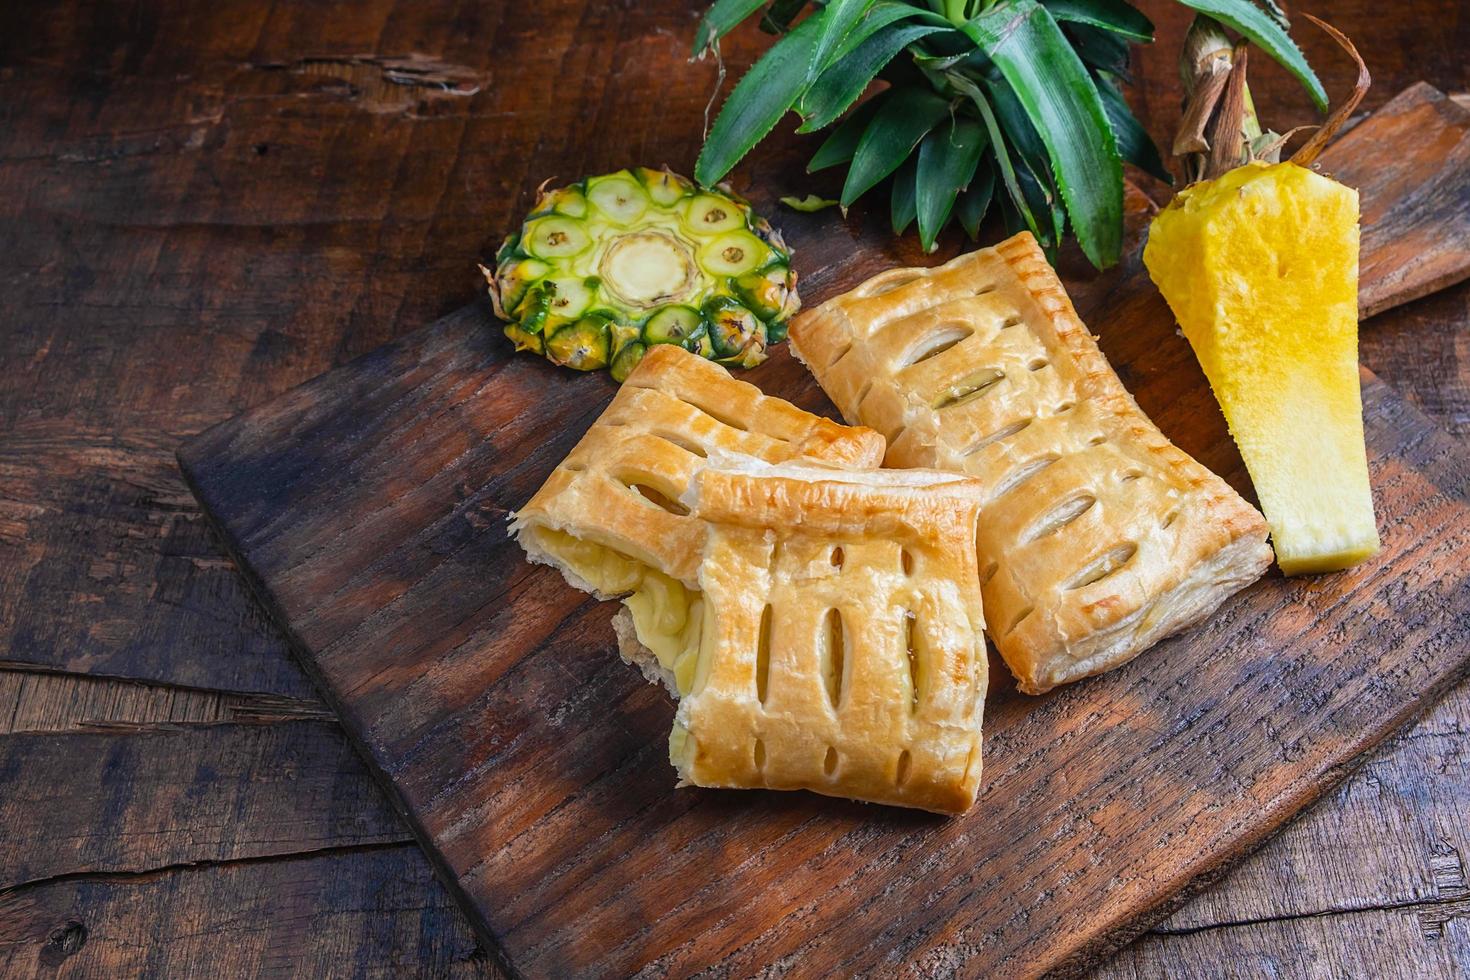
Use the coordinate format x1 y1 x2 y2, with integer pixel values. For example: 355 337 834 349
487 168 798 380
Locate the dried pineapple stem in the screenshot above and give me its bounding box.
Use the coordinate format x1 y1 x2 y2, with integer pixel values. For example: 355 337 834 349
1205 43 1251 181
1173 69 1230 158
1290 14 1371 167
1174 16 1234 163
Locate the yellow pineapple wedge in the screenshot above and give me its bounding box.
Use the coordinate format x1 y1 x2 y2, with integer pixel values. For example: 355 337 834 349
1146 161 1377 574
1144 14 1378 576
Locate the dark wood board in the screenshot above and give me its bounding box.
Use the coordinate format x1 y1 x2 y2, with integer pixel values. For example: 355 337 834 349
0 844 489 978
0 719 405 891
1321 83 1470 318
178 88 1470 977
0 0 1463 973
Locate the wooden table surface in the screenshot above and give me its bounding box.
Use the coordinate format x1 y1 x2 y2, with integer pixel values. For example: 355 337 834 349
0 1 1465 976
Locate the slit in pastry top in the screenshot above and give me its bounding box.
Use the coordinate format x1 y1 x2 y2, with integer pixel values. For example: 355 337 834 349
788 231 1272 695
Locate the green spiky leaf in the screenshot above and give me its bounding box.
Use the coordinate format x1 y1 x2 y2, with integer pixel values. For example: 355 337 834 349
692 0 768 57
957 162 996 239
697 15 824 185
1042 0 1153 41
986 77 1065 247
946 71 1043 245
916 118 988 251
808 0 877 82
965 0 1121 267
890 156 918 234
841 87 952 206
799 21 950 131
691 0 1320 271
808 96 884 172
1094 71 1172 183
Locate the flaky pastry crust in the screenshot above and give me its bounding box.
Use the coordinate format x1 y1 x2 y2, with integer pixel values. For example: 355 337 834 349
789 232 1272 694
673 459 988 814
510 344 885 590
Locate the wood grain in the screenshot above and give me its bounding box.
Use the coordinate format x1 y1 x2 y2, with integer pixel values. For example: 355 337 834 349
2 0 1468 974
0 846 489 978
1156 689 1470 934
1094 689 1470 978
0 424 313 698
1319 83 1470 318
0 669 328 735
0 719 409 890
1100 903 1470 980
177 93 1470 976
1361 274 1470 438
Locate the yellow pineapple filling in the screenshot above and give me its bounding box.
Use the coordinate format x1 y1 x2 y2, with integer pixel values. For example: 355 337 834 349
1145 161 1380 575
524 527 704 693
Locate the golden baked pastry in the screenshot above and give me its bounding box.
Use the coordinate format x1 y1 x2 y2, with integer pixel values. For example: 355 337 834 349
511 344 885 693
789 232 1272 694
669 457 989 814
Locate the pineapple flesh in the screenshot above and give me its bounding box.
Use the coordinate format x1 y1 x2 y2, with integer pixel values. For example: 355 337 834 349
1145 160 1379 575
486 168 799 381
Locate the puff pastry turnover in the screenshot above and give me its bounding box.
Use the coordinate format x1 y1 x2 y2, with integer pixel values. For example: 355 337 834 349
789 232 1272 694
511 344 884 693
670 457 988 814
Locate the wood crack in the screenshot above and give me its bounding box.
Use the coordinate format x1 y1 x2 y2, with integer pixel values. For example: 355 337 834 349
0 667 330 735
244 54 484 114
0 840 416 901
1153 891 1470 939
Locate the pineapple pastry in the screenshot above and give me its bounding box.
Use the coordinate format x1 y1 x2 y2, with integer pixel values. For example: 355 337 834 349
664 456 989 814
510 344 884 695
790 231 1272 695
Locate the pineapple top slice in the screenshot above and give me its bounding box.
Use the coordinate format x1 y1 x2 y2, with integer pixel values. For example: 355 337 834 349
1145 161 1379 575
488 168 799 381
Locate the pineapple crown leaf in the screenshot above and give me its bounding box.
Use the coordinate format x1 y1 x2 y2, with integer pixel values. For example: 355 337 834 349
693 0 1324 271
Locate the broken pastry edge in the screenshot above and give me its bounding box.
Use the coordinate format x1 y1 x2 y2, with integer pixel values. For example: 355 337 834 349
510 517 630 598
611 604 681 698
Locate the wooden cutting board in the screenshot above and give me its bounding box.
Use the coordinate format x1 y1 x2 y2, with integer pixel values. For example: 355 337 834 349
179 84 1470 978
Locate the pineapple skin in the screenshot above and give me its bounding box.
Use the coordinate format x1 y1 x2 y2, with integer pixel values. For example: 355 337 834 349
1145 161 1380 575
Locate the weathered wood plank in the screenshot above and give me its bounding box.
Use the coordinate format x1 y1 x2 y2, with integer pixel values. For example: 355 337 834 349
0 423 316 698
2 0 1468 975
0 845 493 979
1156 678 1470 933
1099 902 1470 980
0 720 409 890
1320 84 1470 318
0 669 328 735
1360 279 1470 439
178 232 1470 980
